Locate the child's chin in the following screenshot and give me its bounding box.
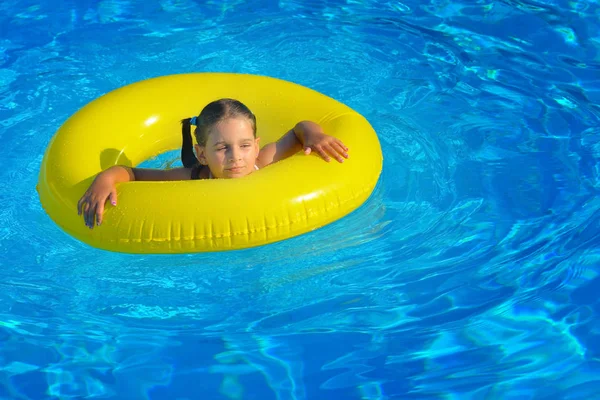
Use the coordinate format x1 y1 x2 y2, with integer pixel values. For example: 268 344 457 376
223 170 251 179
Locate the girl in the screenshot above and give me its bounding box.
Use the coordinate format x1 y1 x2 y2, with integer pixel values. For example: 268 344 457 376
78 98 349 228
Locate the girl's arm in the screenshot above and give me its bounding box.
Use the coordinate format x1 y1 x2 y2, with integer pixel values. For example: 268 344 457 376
257 121 349 167
77 166 191 228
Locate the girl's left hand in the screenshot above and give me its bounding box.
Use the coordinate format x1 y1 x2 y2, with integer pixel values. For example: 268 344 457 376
302 130 349 163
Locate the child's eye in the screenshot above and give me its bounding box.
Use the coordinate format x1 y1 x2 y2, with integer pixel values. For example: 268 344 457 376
241 144 251 148
216 147 226 151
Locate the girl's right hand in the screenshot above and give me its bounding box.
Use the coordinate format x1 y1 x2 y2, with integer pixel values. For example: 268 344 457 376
77 173 118 228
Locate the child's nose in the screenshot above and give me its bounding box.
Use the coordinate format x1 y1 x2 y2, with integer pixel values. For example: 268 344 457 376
229 147 242 161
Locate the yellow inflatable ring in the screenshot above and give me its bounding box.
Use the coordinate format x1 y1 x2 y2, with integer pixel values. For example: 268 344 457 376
37 73 383 253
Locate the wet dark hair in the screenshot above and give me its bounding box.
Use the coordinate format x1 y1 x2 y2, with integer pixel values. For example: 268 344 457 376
181 98 257 168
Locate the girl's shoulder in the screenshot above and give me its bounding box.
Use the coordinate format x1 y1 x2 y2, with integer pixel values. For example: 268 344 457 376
190 164 210 180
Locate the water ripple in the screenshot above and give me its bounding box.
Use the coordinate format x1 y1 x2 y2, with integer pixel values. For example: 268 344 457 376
1 0 600 398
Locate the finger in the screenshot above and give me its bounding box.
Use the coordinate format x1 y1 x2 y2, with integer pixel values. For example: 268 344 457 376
304 147 312 155
88 202 97 229
335 139 349 154
109 190 117 207
85 202 92 228
77 195 87 216
83 202 91 228
314 145 331 162
96 201 105 226
324 144 344 163
85 202 95 229
335 139 349 152
332 142 349 159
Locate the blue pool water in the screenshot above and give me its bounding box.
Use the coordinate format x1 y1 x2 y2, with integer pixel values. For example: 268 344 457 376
1 0 600 398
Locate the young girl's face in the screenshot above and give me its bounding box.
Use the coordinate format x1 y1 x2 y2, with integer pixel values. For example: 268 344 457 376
196 117 260 179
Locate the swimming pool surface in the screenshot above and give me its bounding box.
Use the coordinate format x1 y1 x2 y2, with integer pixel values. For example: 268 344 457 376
1 0 600 399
